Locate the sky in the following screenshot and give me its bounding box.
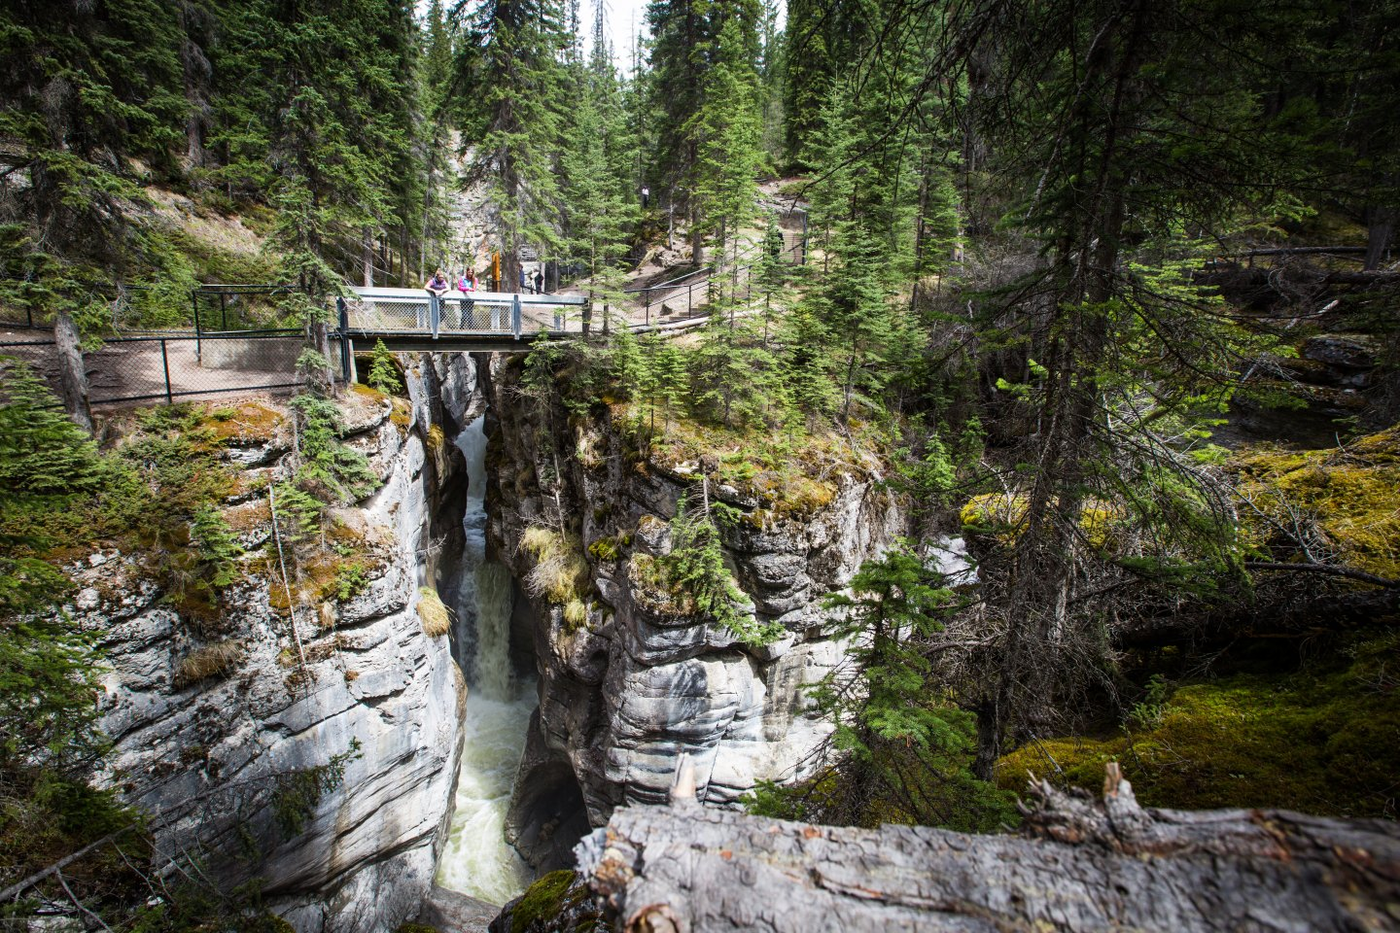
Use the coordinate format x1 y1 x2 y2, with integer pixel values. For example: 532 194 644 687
425 0 783 71
602 0 651 71
422 0 652 70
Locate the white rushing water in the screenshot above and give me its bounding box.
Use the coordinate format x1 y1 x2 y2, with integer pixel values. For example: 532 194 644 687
436 416 537 906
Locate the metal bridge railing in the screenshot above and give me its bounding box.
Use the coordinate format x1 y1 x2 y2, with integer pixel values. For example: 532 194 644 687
344 287 588 339
623 236 808 327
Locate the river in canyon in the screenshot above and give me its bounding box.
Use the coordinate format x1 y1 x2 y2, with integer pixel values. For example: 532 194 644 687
435 415 537 906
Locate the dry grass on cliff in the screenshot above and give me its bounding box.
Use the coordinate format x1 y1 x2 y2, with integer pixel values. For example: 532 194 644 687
174 639 244 688
417 586 452 637
521 526 590 614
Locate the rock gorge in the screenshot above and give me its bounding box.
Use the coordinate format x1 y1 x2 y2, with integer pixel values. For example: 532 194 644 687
72 348 906 929
75 370 470 932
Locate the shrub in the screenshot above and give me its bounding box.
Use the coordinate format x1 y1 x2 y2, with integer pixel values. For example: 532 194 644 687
332 561 370 602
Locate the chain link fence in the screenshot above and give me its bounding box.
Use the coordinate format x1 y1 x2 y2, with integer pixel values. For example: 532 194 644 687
0 331 341 407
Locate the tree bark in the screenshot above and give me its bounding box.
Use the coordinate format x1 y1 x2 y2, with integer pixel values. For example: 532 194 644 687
308 318 336 394
578 771 1400 932
362 227 375 287
53 311 92 434
1365 205 1394 271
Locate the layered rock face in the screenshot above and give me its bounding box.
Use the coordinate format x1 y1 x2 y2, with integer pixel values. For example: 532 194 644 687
480 355 905 867
73 367 475 933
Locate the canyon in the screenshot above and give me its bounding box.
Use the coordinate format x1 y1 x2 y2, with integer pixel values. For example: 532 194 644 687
75 348 902 930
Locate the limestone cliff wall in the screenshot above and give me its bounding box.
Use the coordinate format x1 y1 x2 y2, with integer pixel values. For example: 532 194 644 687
69 366 476 933
479 354 906 867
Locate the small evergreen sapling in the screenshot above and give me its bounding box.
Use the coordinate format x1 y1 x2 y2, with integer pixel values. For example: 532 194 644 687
366 339 403 394
663 495 782 647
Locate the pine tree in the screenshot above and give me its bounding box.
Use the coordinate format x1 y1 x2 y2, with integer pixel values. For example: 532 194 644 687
781 548 1013 831
559 11 639 318
0 359 102 497
662 494 780 646
210 0 422 301
686 17 766 271
462 0 571 290
647 0 762 264
367 339 404 393
0 0 186 322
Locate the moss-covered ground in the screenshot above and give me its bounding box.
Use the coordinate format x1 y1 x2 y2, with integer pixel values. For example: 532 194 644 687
1234 426 1400 579
609 401 890 518
999 631 1400 817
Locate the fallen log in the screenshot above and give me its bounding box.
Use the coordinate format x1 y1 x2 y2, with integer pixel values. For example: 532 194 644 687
576 763 1400 932
1198 267 1400 289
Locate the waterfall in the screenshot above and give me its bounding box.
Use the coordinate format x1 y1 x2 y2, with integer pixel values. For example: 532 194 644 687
436 415 536 906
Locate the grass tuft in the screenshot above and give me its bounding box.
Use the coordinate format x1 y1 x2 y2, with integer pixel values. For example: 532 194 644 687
174 639 244 688
416 586 452 638
521 526 590 607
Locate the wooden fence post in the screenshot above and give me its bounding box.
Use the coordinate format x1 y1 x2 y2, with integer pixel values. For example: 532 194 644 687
53 311 92 433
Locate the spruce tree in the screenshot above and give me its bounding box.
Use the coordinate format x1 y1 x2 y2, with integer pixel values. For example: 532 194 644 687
462 0 571 290
686 17 766 272
0 359 102 497
0 0 186 322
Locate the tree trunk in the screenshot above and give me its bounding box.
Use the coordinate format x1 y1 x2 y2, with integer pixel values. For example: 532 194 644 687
362 227 375 287
53 311 92 434
308 318 337 394
691 205 705 267
1365 204 1394 271
578 769 1400 932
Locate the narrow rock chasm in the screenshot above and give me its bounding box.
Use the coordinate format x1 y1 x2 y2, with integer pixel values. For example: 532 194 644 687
434 409 583 907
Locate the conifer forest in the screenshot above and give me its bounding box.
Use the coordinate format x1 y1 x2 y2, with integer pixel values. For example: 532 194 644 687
1 0 1399 930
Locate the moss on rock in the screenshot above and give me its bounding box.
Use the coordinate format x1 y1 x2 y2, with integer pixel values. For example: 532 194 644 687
508 870 597 933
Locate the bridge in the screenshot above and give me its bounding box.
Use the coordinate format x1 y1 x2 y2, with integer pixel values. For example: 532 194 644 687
337 287 591 353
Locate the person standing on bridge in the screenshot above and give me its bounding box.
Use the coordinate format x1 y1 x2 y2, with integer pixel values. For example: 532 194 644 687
456 269 476 329
533 268 544 294
424 269 449 329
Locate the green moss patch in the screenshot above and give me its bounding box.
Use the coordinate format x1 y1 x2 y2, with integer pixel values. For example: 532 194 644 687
611 400 879 517
999 633 1400 818
512 870 588 933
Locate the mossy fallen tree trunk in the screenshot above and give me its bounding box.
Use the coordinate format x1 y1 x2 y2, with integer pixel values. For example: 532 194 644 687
575 765 1400 932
